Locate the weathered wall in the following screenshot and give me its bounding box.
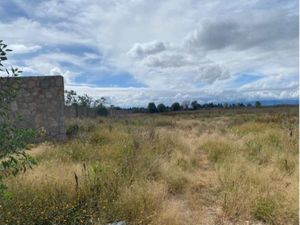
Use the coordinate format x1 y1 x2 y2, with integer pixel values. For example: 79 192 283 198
0 76 65 141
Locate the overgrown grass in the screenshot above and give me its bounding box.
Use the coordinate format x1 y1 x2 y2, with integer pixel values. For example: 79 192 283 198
200 110 299 224
0 107 298 225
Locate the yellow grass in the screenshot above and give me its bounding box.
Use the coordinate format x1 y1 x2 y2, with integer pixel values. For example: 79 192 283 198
0 107 298 225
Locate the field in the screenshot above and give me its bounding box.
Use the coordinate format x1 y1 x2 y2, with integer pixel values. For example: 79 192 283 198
0 107 298 225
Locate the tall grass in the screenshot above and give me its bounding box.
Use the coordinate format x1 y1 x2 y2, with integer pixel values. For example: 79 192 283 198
0 108 298 225
201 113 299 224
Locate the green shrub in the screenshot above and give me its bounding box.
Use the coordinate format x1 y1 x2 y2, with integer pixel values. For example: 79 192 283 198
253 197 276 223
97 105 108 116
66 123 79 138
0 41 36 195
202 141 234 164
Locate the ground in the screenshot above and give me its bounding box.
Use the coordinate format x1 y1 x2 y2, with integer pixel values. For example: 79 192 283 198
0 107 298 225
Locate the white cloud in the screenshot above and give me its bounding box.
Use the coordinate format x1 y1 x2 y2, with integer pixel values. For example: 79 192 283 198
50 67 74 85
9 44 41 54
127 41 167 58
0 0 298 105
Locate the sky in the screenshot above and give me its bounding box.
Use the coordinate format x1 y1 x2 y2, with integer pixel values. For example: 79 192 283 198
0 0 299 107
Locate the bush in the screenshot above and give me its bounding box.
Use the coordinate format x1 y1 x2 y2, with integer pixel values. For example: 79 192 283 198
97 105 108 116
253 197 276 223
66 123 79 138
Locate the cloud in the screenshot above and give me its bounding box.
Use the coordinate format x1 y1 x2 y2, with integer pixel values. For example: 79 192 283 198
0 0 298 106
184 21 240 50
50 67 74 84
127 41 167 58
9 44 41 54
66 81 298 108
142 52 192 68
183 12 298 51
197 64 230 84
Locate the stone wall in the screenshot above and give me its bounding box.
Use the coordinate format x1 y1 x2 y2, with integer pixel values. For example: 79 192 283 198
0 76 65 141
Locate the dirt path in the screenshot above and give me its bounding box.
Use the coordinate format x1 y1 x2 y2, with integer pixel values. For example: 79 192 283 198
157 125 222 225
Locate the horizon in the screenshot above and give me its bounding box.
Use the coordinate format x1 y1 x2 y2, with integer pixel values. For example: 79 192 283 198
0 0 299 107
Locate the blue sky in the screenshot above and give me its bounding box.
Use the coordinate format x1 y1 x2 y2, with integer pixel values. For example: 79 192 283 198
0 0 298 107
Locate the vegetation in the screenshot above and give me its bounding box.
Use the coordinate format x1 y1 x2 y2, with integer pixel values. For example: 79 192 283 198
0 40 36 197
115 100 267 114
0 106 298 225
65 90 108 116
147 102 157 113
255 101 262 108
141 100 260 113
157 103 167 113
171 102 181 111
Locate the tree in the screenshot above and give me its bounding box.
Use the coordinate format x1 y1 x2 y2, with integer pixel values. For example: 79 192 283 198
93 97 106 108
255 101 262 108
157 103 167 113
171 102 181 111
0 40 36 195
64 90 78 106
147 102 157 113
96 105 108 116
191 100 198 110
182 100 190 110
95 97 108 116
78 94 93 107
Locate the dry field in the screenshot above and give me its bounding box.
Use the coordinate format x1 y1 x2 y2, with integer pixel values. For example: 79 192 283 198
0 107 298 225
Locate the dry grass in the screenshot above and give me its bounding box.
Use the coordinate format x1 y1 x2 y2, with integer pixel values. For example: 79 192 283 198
0 107 298 225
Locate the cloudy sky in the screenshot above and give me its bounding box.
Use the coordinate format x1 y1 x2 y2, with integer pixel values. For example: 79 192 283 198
0 0 298 107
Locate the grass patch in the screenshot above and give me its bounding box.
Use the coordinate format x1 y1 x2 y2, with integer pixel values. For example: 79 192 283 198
0 108 298 225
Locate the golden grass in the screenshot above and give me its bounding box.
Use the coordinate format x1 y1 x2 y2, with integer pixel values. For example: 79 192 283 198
0 107 298 225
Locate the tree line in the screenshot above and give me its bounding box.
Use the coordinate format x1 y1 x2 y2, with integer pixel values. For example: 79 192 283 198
140 100 262 113
64 90 263 114
64 90 109 116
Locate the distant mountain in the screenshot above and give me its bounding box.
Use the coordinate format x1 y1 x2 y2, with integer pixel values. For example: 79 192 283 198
221 99 299 106
258 99 299 106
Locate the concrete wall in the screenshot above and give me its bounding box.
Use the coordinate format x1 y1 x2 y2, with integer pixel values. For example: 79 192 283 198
0 76 65 141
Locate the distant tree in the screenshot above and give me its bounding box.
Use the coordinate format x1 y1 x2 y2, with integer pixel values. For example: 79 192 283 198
237 103 245 107
208 102 215 108
157 103 167 113
96 105 108 116
78 94 93 107
171 102 181 111
255 101 262 108
64 90 78 106
247 103 252 107
147 102 157 113
93 97 106 108
94 97 108 116
181 100 190 110
191 100 198 110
